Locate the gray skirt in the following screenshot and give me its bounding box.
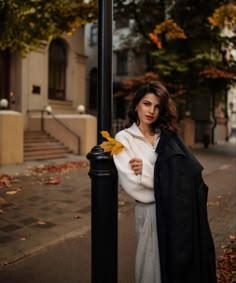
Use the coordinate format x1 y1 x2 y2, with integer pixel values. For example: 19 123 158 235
135 202 161 283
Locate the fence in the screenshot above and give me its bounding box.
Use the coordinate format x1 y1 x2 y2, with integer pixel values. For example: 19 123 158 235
112 118 125 135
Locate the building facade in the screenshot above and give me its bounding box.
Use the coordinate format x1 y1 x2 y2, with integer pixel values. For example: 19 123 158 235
85 19 147 120
0 28 87 127
0 27 97 164
84 17 236 145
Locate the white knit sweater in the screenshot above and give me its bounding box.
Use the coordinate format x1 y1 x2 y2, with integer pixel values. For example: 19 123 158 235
113 123 159 203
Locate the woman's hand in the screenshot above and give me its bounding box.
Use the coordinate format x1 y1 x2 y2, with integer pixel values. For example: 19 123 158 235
129 158 143 175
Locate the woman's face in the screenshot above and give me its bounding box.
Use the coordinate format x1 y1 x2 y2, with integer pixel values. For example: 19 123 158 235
136 93 160 127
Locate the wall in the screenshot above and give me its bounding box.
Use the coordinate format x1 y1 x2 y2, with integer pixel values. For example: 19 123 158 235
66 28 87 108
22 48 48 113
8 27 87 130
0 111 23 165
179 118 195 148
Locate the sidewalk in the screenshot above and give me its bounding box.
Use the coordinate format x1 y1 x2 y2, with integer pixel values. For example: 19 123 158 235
0 155 134 266
0 142 235 270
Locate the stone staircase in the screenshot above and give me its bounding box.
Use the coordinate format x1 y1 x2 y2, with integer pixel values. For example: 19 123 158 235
24 131 72 161
48 100 78 114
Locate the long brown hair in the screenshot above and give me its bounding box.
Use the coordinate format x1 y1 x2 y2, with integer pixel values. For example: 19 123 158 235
125 81 178 133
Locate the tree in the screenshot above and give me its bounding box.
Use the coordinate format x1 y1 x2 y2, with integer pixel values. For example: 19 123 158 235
113 0 222 86
148 0 235 98
0 0 97 54
114 0 235 130
113 0 173 69
114 0 167 42
208 2 236 31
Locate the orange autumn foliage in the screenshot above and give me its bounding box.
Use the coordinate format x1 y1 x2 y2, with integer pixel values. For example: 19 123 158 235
153 19 186 40
149 33 162 49
199 67 234 79
208 3 236 29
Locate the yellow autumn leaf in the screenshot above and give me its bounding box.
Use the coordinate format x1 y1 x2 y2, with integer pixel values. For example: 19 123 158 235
101 131 111 140
100 141 114 152
100 131 124 155
111 143 124 155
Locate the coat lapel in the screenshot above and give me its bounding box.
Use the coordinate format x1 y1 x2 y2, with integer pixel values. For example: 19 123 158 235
156 131 203 176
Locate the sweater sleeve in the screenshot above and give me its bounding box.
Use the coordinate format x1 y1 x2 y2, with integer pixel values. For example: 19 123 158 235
113 132 154 201
141 159 155 189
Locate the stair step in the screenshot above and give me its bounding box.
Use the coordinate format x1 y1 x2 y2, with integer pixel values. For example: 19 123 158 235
24 131 49 135
48 100 77 114
24 134 49 137
24 138 56 142
24 138 57 144
24 131 71 161
48 100 73 106
24 146 70 153
24 143 66 149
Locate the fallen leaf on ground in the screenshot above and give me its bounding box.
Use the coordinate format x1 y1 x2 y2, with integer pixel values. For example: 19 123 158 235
0 176 11 188
0 209 4 213
207 201 219 206
44 176 60 185
229 235 235 239
0 174 18 189
15 187 23 192
5 187 22 195
30 161 89 175
217 239 235 283
0 197 9 205
73 215 81 219
80 161 89 168
20 237 27 241
37 221 46 225
5 191 17 195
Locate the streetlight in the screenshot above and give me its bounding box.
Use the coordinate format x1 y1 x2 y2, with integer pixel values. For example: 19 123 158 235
0 98 9 109
45 105 52 114
86 1 118 283
77 104 85 114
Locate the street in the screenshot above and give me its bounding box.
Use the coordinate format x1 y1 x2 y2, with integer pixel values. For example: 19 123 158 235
0 142 235 283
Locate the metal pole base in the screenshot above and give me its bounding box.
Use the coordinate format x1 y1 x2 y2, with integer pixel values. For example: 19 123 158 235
87 146 118 283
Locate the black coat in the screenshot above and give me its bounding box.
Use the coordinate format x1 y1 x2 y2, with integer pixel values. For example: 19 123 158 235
154 131 217 283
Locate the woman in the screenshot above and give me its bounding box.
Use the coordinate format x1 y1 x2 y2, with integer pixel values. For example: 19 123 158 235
113 81 217 283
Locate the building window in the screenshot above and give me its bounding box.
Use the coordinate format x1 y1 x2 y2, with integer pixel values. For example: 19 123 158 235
48 38 67 100
90 24 98 46
0 50 10 102
116 51 128 76
89 68 98 110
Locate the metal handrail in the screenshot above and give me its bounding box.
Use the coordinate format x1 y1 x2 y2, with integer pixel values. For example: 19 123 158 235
27 109 80 154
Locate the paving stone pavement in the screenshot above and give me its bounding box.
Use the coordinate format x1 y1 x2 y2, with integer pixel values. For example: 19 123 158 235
0 155 134 266
0 142 235 267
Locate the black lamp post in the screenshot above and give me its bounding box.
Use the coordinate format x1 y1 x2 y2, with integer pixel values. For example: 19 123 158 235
97 0 113 140
86 1 118 283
